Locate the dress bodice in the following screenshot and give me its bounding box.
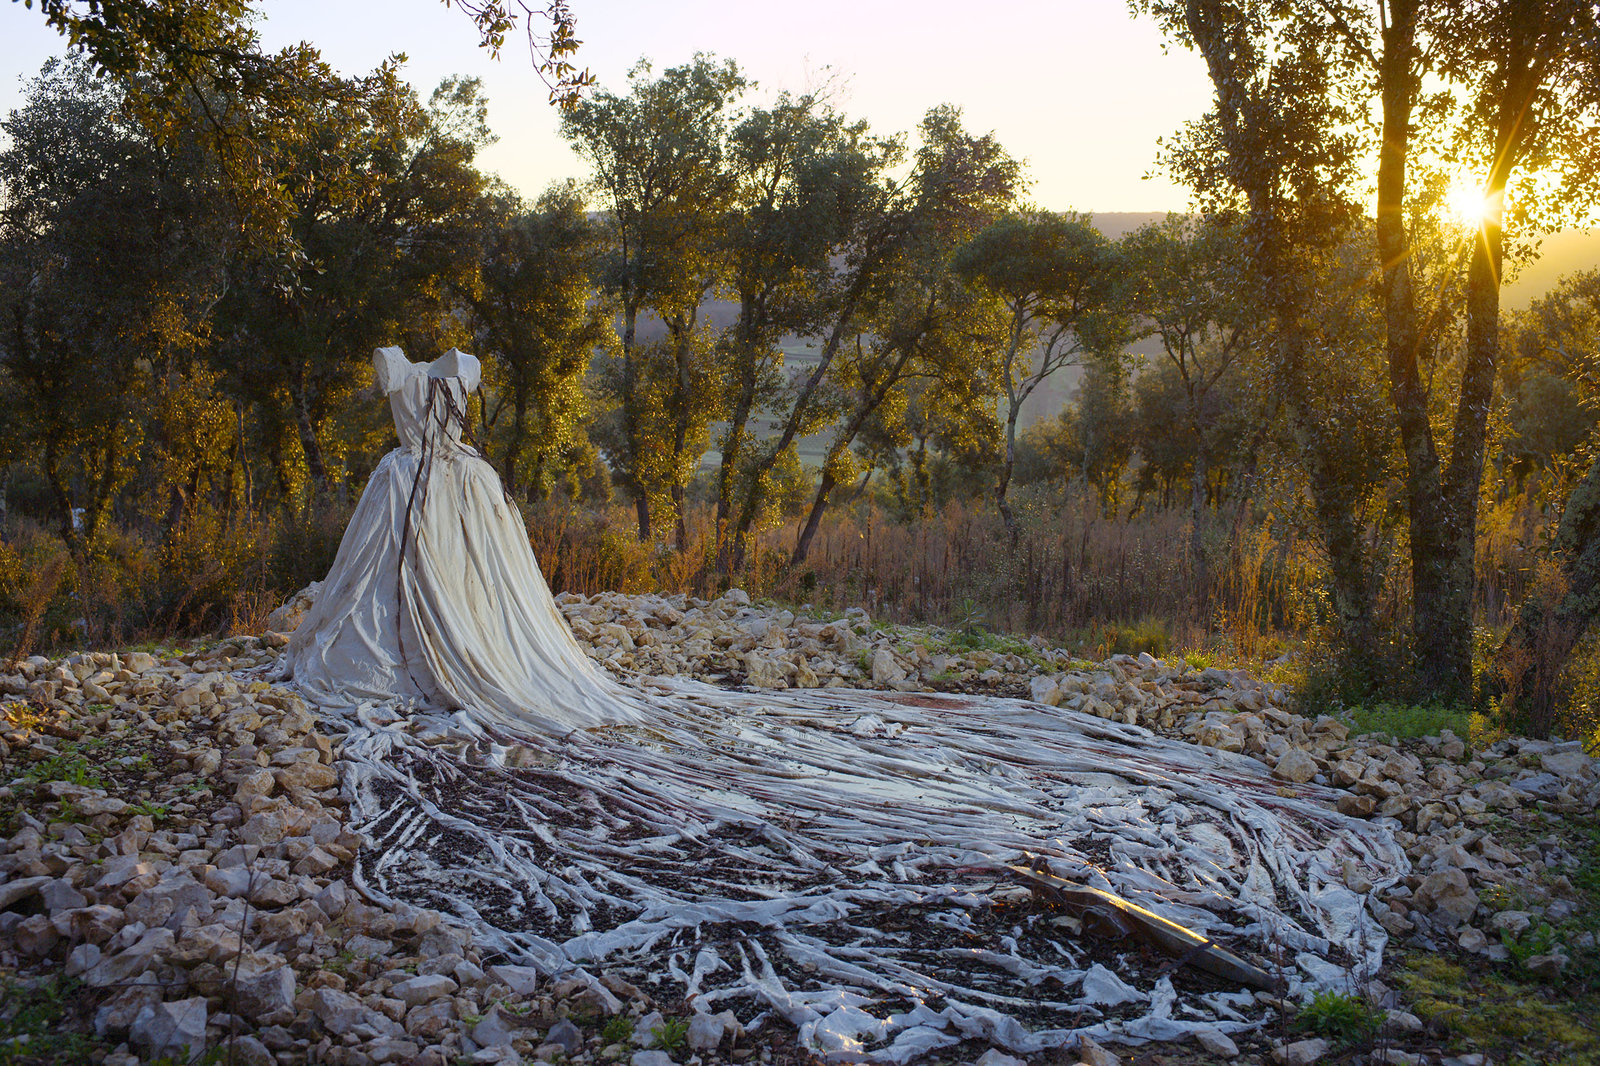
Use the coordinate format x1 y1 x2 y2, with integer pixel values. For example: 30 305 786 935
374 346 481 452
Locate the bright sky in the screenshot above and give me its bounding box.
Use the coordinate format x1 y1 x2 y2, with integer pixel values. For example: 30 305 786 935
0 0 1213 213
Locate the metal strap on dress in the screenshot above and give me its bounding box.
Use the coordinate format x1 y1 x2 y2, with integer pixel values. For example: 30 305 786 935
395 376 472 697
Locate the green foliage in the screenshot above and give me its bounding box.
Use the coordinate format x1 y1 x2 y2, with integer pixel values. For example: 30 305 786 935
1346 702 1474 742
472 182 609 502
1098 619 1171 658
599 1014 634 1044
1395 951 1600 1064
1294 989 1382 1046
22 751 106 791
0 974 97 1065
651 1017 690 1053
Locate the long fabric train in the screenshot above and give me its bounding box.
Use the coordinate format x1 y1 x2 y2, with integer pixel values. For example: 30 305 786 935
286 349 1408 1060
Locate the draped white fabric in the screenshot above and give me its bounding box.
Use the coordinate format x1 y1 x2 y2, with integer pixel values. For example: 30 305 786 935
286 347 646 733
283 347 1408 1058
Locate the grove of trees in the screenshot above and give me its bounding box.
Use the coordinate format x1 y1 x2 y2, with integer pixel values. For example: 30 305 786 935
4 0 1600 739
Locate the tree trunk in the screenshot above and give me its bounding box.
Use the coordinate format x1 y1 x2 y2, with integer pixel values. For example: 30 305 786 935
716 298 761 574
667 309 698 553
1375 0 1474 702
996 306 1027 544
793 468 837 566
1190 434 1208 605
620 301 652 540
43 437 78 551
292 375 329 497
502 386 530 499
731 266 879 569
997 399 1020 545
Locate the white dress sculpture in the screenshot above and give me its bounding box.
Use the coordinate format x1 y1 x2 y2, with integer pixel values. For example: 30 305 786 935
286 346 644 733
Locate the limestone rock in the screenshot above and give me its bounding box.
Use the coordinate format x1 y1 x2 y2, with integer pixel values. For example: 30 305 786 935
306 987 367 1035
545 1018 584 1054
1193 1028 1240 1058
1525 953 1568 981
265 582 320 633
129 997 208 1063
1272 748 1319 784
1414 867 1478 925
231 957 296 1019
870 647 907 685
1274 1038 1331 1066
390 973 458 1007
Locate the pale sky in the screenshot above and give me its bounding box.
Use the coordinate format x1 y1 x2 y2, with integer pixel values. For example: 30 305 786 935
0 0 1213 213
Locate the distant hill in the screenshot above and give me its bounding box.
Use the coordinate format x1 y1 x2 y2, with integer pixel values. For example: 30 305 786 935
1088 211 1169 239
1504 228 1600 309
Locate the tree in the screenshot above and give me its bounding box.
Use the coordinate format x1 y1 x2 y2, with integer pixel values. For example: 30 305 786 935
711 91 879 571
955 210 1129 543
0 57 235 546
786 107 1021 565
442 0 593 107
1492 269 1600 732
561 55 747 543
1140 0 1387 664
470 182 608 500
1143 0 1600 700
1123 214 1254 591
16 0 401 252
214 70 497 499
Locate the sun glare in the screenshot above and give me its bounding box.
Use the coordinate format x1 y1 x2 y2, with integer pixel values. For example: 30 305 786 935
1444 179 1493 229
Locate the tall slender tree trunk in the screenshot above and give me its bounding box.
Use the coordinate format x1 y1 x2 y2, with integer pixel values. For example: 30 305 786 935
666 307 701 553
793 469 837 566
996 307 1028 545
1184 0 1378 664
43 437 78 551
1190 430 1209 605
503 387 530 499
731 264 878 569
716 298 761 574
619 302 651 540
292 374 329 497
791 346 916 564
1373 0 1471 699
997 394 1021 545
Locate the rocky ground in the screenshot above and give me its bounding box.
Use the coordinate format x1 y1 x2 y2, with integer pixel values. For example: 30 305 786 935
1 588 1597 1066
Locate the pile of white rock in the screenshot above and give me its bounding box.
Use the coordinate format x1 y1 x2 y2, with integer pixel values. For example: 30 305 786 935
0 643 736 1066
1 586 1596 1066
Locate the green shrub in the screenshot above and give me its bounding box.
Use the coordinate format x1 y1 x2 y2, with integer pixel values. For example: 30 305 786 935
1294 989 1382 1045
600 1015 634 1044
651 1017 690 1052
1347 701 1473 741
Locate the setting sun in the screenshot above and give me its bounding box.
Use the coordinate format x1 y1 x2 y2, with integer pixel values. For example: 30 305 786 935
1444 177 1496 228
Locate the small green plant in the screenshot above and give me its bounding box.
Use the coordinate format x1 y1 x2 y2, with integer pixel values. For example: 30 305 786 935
953 597 987 638
23 752 106 790
600 1014 635 1044
0 974 100 1065
652 1017 690 1052
323 947 357 976
128 799 169 822
1502 921 1560 968
1347 701 1472 742
1294 989 1382 1045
